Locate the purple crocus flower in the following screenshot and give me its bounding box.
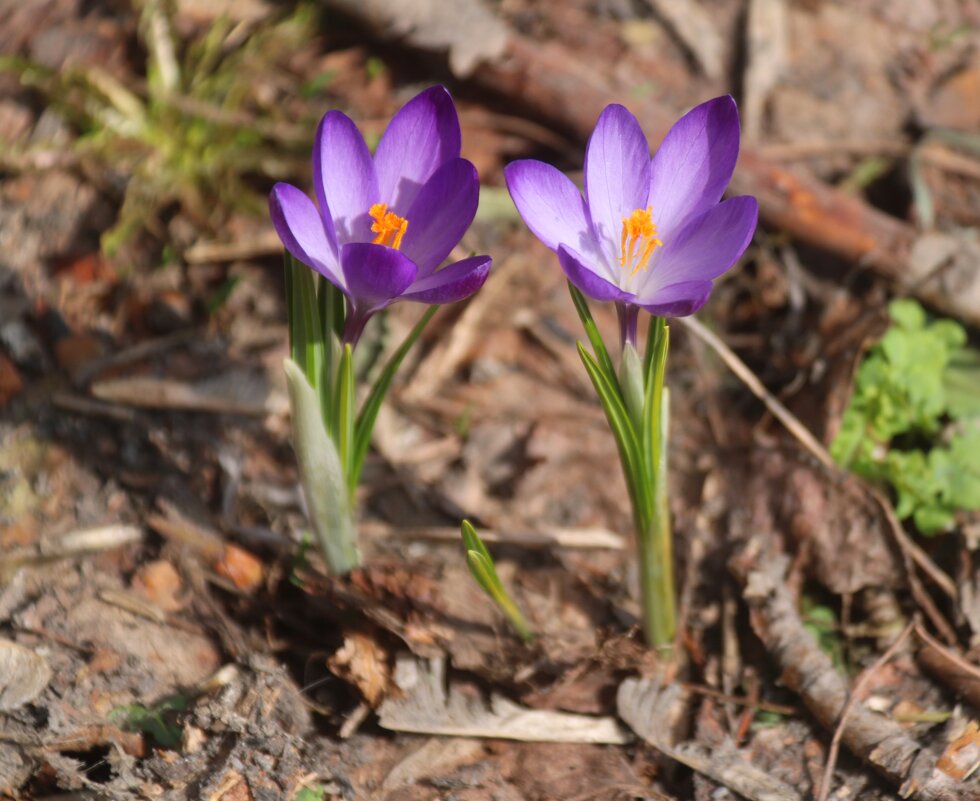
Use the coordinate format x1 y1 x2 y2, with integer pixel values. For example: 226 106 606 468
270 86 491 344
505 96 758 345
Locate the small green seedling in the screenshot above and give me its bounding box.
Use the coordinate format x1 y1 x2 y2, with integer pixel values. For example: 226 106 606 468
461 520 533 642
832 299 980 534
109 693 188 749
293 785 328 801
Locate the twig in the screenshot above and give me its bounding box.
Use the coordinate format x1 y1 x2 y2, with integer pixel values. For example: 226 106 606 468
677 316 835 470
74 329 201 386
361 521 624 550
760 139 911 160
183 229 283 264
52 392 138 423
915 622 980 710
816 619 916 801
731 550 978 800
861 482 959 647
864 483 957 601
679 681 797 717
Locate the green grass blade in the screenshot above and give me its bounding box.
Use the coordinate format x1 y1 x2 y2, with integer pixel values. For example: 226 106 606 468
285 253 326 409
577 342 651 526
318 273 346 341
642 320 669 484
567 283 618 387
351 305 439 486
335 344 355 499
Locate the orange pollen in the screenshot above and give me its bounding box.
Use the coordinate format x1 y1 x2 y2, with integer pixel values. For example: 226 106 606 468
369 203 408 250
618 207 662 276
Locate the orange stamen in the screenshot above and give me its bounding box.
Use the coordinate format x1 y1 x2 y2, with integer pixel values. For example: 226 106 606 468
369 202 409 250
618 207 662 275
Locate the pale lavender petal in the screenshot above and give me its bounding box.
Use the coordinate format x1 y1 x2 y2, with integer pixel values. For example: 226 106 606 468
269 183 344 288
400 158 479 276
557 244 634 304
641 196 757 294
403 256 491 304
341 243 418 312
638 280 713 317
505 159 604 270
584 104 652 268
315 110 379 245
374 86 462 214
647 96 740 238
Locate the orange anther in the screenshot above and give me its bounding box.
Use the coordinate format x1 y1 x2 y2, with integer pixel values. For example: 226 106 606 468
619 207 662 275
369 203 409 249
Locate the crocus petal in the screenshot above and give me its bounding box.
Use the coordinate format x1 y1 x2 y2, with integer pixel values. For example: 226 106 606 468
374 86 462 214
504 159 604 270
647 96 740 238
638 280 713 317
315 110 379 245
557 244 634 304
584 104 652 268
340 243 418 312
641 196 758 293
403 255 491 304
400 158 479 276
270 182 345 289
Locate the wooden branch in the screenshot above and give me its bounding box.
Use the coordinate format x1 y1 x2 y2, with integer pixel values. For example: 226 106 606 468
730 549 980 801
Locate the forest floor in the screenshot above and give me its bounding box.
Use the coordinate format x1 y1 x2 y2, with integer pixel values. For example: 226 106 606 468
1 0 979 799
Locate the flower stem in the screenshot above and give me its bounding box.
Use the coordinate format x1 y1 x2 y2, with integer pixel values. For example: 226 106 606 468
638 387 675 650
342 307 371 347
636 322 675 651
636 517 673 650
616 302 639 350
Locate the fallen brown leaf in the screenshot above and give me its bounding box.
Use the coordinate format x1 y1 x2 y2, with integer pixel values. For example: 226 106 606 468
215 543 264 594
328 630 390 707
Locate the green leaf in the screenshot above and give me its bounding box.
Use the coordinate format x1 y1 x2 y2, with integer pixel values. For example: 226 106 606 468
335 344 355 498
351 306 439 487
466 550 499 596
285 253 326 407
109 693 188 750
619 342 645 430
946 424 980 509
642 319 669 488
830 298 979 535
461 519 493 566
888 298 926 331
284 358 359 573
461 520 533 642
577 342 649 526
294 787 328 801
567 283 618 389
318 272 346 341
945 346 980 419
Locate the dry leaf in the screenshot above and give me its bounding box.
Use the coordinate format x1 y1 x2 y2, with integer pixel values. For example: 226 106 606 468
618 677 802 801
937 721 980 782
132 559 184 612
214 544 263 594
328 631 390 707
379 654 630 744
0 639 52 711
